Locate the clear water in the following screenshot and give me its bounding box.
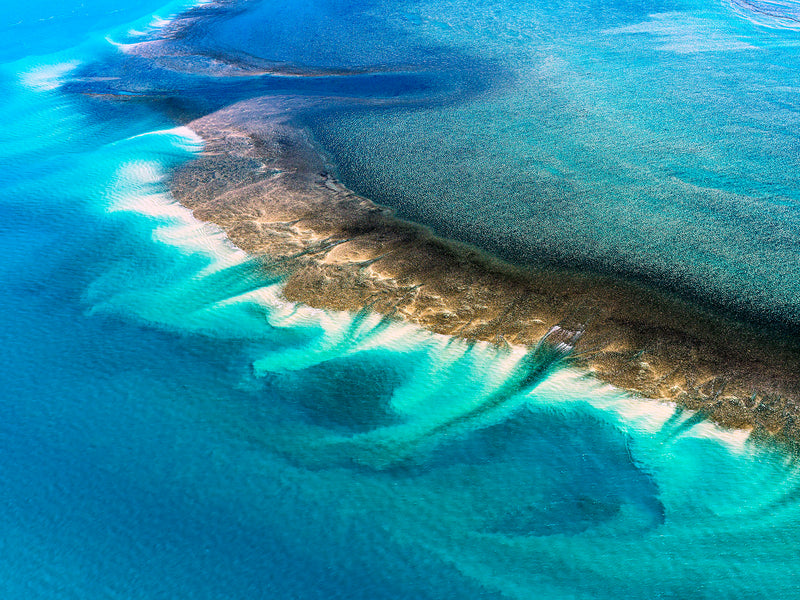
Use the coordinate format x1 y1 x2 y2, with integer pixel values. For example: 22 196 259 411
295 0 800 327
84 0 800 326
2 1 800 599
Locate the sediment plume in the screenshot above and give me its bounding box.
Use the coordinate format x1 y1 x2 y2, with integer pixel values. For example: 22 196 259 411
169 97 800 443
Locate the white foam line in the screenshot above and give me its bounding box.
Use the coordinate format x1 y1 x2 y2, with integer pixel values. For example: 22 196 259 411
356 320 434 353
105 35 138 51
107 0 216 49
603 395 679 433
105 128 250 274
529 366 756 453
594 390 752 453
149 16 172 29
690 421 753 453
20 60 81 91
124 126 204 149
104 127 763 457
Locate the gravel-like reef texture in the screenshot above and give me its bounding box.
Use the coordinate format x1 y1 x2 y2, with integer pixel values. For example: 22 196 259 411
169 97 800 444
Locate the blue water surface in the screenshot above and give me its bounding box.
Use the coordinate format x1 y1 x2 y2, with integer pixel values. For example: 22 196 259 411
2 1 800 599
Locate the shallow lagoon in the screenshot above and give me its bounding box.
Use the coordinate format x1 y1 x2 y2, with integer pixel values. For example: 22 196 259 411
2 1 800 598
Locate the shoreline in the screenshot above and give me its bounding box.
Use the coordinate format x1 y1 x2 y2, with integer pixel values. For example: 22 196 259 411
167 97 800 443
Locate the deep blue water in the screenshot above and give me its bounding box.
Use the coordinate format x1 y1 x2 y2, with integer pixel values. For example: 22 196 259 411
2 1 800 599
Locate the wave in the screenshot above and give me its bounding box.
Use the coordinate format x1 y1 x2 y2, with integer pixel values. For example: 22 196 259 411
10 69 800 595
19 60 81 91
89 125 767 465
11 2 800 597
75 0 800 444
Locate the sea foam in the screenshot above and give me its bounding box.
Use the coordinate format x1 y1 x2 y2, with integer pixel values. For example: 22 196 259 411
99 127 762 461
20 60 80 91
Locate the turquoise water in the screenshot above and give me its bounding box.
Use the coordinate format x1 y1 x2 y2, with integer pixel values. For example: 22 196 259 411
298 0 800 328
2 1 800 598
67 0 800 327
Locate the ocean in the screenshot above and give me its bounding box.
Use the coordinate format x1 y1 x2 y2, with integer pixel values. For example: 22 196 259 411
2 0 800 598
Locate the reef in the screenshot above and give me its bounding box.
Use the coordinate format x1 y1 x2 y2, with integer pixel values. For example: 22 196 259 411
168 96 800 443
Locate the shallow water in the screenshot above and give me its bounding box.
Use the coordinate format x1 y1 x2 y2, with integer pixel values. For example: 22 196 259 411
2 1 800 599
298 0 800 328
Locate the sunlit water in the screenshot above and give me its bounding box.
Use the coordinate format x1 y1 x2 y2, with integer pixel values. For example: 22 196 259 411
2 1 800 599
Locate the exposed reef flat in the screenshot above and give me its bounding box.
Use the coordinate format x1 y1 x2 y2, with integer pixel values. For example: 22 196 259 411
167 96 800 442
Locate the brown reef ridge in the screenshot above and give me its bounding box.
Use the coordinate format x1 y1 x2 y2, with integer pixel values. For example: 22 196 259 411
168 97 800 444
